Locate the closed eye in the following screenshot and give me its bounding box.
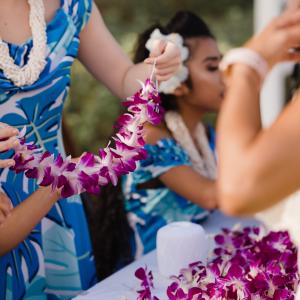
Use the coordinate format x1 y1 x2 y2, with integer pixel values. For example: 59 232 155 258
207 66 219 72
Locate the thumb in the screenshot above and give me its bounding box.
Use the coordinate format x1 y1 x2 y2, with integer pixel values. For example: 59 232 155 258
149 39 167 58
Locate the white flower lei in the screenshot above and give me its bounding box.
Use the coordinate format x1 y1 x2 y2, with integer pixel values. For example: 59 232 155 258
165 111 217 180
0 0 47 87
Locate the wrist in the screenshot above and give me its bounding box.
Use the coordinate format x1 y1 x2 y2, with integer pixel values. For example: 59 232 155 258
230 64 261 89
220 47 269 87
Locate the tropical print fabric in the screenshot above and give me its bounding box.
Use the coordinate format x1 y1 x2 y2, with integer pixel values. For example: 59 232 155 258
122 132 216 259
0 0 96 299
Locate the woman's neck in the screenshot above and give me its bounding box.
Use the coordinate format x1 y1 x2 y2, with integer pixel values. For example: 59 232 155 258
178 105 205 136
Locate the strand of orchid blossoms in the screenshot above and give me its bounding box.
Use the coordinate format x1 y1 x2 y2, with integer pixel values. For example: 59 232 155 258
135 227 299 300
11 79 163 198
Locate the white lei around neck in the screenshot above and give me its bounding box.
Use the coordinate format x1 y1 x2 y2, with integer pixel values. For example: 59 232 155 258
165 111 217 180
0 0 47 87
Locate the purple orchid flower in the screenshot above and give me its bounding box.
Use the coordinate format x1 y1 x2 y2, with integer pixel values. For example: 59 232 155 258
136 228 299 300
11 79 163 197
135 267 159 300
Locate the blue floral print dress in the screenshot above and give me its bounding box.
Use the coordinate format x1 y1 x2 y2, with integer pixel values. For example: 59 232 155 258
0 1 96 299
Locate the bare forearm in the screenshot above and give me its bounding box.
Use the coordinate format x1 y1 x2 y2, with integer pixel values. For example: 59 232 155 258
160 167 218 210
79 2 180 100
78 2 152 99
217 65 263 214
217 65 300 215
121 63 153 97
0 187 60 256
192 180 217 210
170 177 217 210
218 65 262 148
217 9 300 215
79 34 152 99
218 67 300 216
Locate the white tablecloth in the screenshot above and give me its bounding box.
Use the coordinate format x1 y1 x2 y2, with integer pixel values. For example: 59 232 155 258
74 211 259 300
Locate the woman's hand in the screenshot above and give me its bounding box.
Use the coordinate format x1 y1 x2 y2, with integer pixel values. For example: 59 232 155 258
288 0 300 10
79 3 182 97
144 40 181 82
0 123 19 168
245 9 300 69
0 192 13 226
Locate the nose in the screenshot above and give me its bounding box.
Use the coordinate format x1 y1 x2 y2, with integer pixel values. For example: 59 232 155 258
217 74 225 98
217 72 225 91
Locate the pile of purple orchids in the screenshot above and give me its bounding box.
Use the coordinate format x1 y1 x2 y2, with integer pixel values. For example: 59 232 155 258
11 79 163 198
135 227 299 300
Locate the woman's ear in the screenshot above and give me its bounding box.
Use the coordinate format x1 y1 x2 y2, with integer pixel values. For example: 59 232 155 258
173 83 190 97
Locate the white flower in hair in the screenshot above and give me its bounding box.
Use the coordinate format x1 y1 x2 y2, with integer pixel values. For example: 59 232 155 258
145 28 189 94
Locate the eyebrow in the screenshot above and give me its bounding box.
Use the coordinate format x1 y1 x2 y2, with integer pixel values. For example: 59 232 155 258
203 56 222 63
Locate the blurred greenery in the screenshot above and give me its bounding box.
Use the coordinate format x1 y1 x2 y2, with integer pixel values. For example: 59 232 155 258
64 0 253 155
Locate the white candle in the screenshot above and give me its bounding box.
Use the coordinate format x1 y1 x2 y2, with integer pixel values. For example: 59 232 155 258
156 221 208 277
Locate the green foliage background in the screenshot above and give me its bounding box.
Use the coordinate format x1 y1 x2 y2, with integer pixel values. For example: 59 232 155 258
64 0 253 155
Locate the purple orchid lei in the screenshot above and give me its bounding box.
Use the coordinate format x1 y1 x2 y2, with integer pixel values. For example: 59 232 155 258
11 79 163 198
135 227 299 300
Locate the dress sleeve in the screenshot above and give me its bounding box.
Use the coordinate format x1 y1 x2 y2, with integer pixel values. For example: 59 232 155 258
65 0 93 33
140 138 192 179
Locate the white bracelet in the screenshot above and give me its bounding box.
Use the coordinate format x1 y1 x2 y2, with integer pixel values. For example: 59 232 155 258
220 48 269 84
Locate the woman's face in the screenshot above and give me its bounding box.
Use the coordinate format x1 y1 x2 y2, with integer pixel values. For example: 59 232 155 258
182 37 224 113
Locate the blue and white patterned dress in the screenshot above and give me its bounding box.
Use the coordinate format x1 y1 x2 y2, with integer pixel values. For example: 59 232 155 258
0 1 96 299
123 127 216 259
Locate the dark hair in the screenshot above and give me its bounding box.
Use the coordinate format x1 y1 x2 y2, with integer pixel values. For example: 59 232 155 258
89 11 215 280
84 184 133 280
133 11 214 111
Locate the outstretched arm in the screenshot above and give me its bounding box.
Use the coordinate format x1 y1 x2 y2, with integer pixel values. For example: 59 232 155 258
78 2 180 99
217 10 300 216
